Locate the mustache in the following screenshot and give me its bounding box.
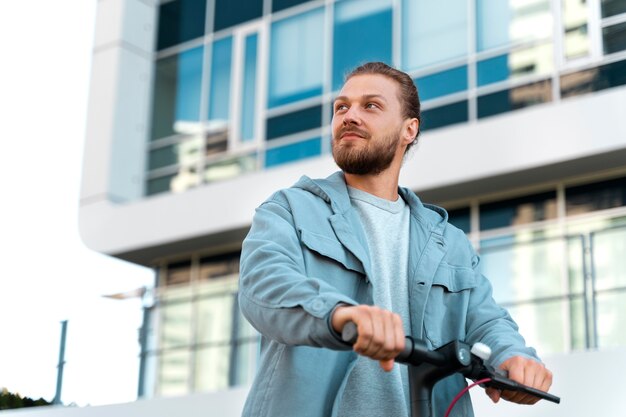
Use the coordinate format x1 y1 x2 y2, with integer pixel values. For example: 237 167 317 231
336 126 371 140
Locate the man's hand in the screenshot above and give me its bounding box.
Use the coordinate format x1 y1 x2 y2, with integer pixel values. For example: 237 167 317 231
331 305 405 372
486 356 553 404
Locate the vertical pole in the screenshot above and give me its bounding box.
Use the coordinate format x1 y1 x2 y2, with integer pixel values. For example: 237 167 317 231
53 320 68 405
137 305 150 398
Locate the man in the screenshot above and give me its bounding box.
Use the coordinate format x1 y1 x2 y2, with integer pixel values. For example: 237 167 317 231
238 62 552 417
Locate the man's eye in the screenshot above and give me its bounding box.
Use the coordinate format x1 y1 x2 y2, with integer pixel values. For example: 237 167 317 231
335 104 348 112
366 103 379 109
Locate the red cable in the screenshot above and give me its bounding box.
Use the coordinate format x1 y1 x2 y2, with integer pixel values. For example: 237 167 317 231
443 378 492 417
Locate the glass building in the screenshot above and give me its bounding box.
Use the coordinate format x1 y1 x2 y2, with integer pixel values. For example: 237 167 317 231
79 0 626 412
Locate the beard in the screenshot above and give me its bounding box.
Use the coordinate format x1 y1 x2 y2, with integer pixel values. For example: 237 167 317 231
332 126 401 175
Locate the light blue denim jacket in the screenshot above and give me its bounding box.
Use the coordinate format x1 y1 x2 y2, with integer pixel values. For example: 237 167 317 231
239 172 538 417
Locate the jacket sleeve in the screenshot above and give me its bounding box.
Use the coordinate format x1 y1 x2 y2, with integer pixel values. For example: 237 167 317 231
464 250 541 368
238 196 357 350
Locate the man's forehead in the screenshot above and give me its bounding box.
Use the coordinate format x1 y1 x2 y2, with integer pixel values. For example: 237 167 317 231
336 74 398 101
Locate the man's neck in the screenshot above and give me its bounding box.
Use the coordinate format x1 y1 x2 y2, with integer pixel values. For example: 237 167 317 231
344 168 400 201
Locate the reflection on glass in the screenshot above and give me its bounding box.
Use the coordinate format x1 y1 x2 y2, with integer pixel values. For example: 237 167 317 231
269 8 325 107
333 0 392 90
477 43 553 86
480 236 566 304
241 34 258 142
601 0 626 18
148 135 204 171
267 105 323 140
421 101 468 131
415 66 468 101
208 37 233 123
603 22 626 54
480 191 557 231
595 292 626 348
562 0 590 60
196 294 235 345
402 0 467 71
566 176 626 215
199 254 240 280
195 346 231 391
157 0 206 51
273 0 315 12
214 0 263 32
447 207 471 234
591 227 626 291
477 79 552 118
161 301 192 349
476 0 552 51
560 59 626 98
567 235 586 295
265 137 322 167
150 47 203 140
165 260 192 286
204 154 257 183
158 349 190 396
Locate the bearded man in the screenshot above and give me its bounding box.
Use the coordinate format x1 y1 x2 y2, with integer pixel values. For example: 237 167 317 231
238 62 553 417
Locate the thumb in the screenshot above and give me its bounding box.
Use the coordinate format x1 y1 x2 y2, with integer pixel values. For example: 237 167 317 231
485 387 501 403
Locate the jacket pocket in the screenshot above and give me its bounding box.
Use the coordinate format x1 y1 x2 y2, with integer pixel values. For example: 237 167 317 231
423 265 477 347
300 228 365 275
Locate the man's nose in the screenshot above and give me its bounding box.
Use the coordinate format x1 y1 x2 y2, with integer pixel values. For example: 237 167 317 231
342 106 361 126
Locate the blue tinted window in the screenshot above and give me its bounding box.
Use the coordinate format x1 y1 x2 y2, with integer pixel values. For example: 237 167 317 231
208 37 233 122
241 34 258 142
561 59 626 98
157 0 206 51
421 101 468 131
214 0 263 31
477 55 509 86
603 22 626 54
477 79 552 119
402 0 467 71
150 46 203 140
601 0 626 17
566 176 626 215
266 105 322 140
480 191 557 231
265 138 321 167
269 8 325 108
273 0 316 12
333 0 392 91
447 207 471 234
476 0 552 51
415 66 468 101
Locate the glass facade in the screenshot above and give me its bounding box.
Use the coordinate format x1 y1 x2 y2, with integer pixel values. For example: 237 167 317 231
146 0 626 196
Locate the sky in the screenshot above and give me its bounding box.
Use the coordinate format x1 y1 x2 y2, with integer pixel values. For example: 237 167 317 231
0 0 155 406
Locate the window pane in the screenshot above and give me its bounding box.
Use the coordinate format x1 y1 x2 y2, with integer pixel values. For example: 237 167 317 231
266 105 323 140
147 167 201 196
421 101 468 131
158 349 191 396
199 253 240 280
476 43 553 87
157 0 206 51
150 46 204 140
566 176 626 215
479 191 557 231
447 207 471 234
402 0 467 70
272 0 316 12
562 0 590 60
214 0 263 32
148 136 203 170
596 291 626 348
560 59 626 98
265 137 322 167
241 34 258 142
601 0 626 18
269 8 325 107
208 37 233 123
476 0 552 51
415 66 468 101
591 227 626 292
204 154 257 183
197 294 235 345
160 301 193 349
333 0 392 90
480 236 566 303
195 346 231 391
603 22 626 54
477 79 552 119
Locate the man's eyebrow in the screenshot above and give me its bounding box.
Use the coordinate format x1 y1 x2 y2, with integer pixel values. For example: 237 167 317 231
333 94 388 103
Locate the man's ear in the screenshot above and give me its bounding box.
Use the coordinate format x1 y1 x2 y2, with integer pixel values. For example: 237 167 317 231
403 118 419 144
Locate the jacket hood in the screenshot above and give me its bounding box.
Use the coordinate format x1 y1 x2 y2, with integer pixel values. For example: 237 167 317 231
292 171 448 229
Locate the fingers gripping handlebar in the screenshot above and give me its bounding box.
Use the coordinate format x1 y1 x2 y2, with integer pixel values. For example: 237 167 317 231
341 322 561 405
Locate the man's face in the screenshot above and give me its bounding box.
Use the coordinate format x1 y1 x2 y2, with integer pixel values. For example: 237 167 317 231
331 74 406 175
